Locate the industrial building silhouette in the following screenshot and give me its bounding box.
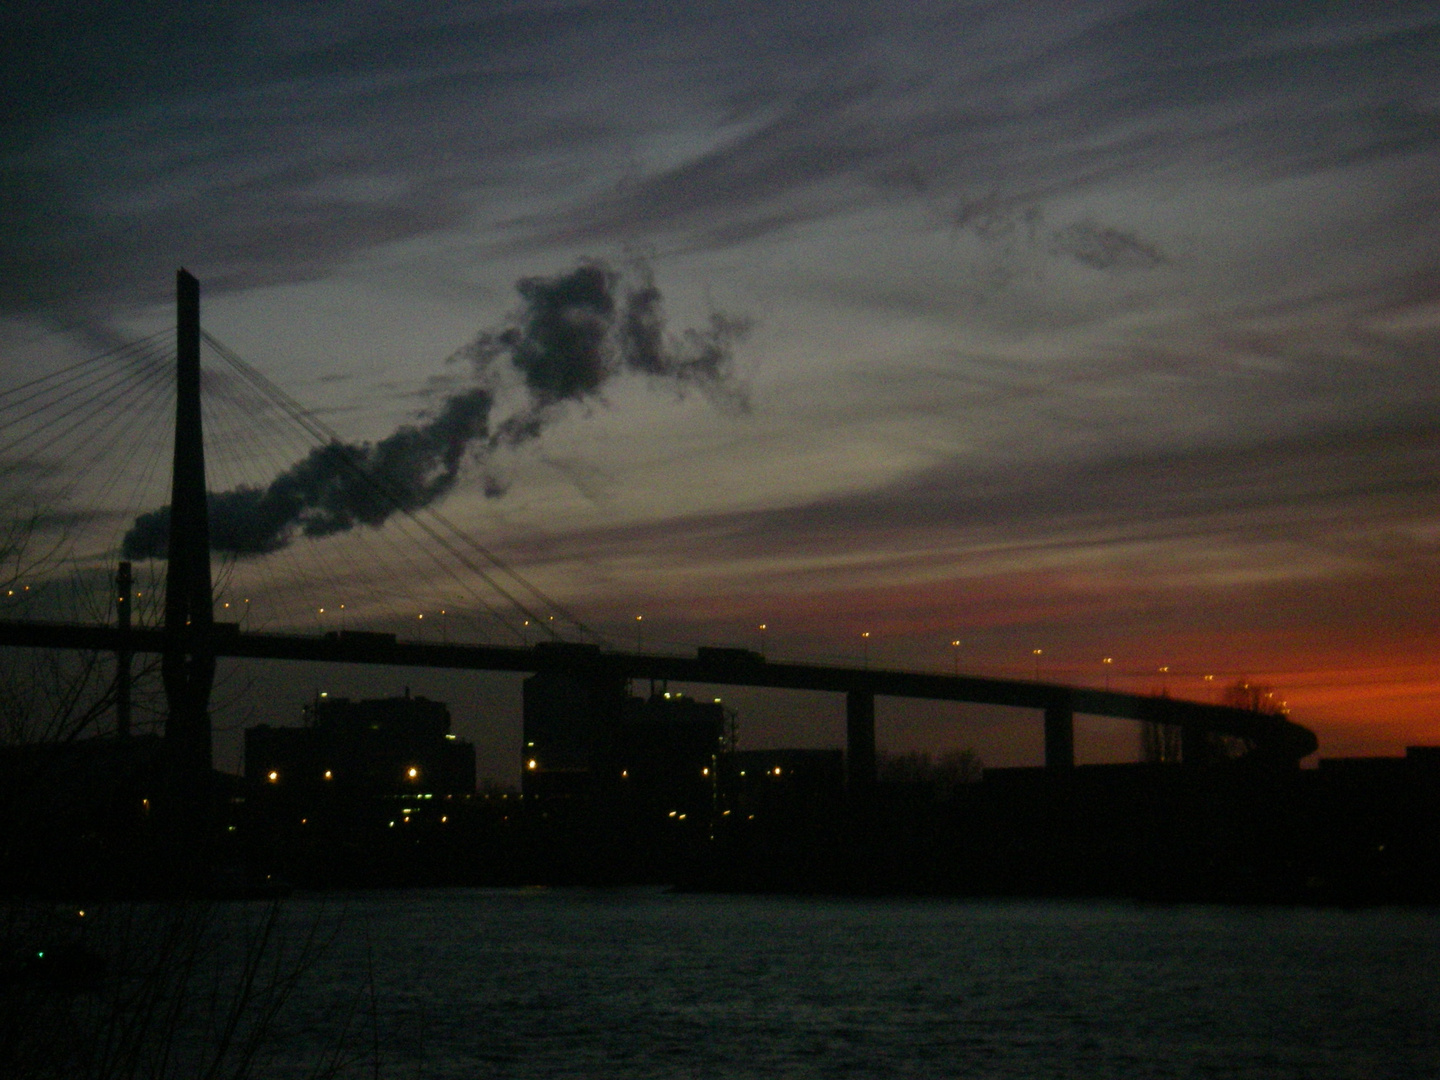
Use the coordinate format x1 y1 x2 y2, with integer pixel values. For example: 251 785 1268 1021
245 690 476 796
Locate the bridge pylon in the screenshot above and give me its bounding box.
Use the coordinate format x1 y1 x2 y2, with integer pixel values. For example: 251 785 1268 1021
160 268 216 853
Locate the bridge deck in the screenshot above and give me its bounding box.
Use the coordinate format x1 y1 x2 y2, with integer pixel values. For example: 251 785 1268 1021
0 618 1319 761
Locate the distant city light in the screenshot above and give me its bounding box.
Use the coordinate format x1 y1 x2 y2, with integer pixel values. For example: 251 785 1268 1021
527 759 538 770
267 771 279 783
407 767 419 780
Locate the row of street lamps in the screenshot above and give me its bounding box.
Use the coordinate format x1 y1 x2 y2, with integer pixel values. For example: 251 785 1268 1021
288 602 1222 698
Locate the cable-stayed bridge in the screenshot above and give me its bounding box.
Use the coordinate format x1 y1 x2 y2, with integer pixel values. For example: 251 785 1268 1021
0 271 1318 823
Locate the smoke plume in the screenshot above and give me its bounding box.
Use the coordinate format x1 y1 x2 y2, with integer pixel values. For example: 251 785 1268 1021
122 260 746 559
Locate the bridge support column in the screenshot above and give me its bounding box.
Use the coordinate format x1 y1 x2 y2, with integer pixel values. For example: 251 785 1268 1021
1181 723 1208 766
846 690 876 789
1044 696 1074 772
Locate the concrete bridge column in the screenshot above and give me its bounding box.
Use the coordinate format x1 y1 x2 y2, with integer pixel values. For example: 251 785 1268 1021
1181 723 1208 766
1044 696 1074 772
846 690 876 789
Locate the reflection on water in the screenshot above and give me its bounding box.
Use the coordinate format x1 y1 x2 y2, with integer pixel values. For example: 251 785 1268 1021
265 889 1440 1079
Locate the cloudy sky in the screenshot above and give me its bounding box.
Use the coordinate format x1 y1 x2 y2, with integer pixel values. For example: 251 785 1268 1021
5 1 1440 769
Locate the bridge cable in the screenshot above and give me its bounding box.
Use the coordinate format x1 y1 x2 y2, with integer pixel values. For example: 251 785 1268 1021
198 352 492 637
201 331 604 644
198 340 529 643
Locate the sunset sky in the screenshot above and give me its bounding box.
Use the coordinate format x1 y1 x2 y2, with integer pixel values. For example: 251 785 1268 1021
4 2 1440 776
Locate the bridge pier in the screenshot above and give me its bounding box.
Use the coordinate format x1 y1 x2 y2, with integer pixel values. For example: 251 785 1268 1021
1044 695 1074 772
846 690 876 789
1182 723 1208 766
115 560 132 739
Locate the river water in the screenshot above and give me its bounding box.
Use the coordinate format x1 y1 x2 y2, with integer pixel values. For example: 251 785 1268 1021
259 888 1440 1079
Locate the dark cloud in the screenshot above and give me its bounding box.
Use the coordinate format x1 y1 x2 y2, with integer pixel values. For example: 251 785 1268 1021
2 3 1436 320
122 261 746 558
522 6 1440 254
468 261 748 446
1050 221 1164 271
504 409 1440 583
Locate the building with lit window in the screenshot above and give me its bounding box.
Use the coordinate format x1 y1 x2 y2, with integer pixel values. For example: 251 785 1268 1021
725 748 845 818
521 671 726 815
245 690 475 796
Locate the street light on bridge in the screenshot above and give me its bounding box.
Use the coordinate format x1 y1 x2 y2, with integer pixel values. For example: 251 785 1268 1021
1032 648 1043 680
